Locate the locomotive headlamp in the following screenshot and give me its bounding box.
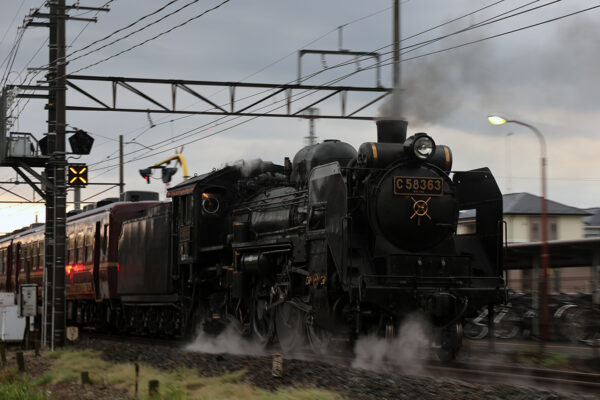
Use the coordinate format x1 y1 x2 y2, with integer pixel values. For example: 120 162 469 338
413 134 435 160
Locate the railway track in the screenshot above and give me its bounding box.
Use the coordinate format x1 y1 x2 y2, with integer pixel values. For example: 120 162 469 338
77 331 600 395
423 360 600 395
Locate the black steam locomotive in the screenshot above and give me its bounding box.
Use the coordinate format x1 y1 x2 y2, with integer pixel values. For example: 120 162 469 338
115 119 506 359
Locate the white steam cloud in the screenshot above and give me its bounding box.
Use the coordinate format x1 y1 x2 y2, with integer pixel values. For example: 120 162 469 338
225 158 270 177
352 314 432 373
185 325 266 356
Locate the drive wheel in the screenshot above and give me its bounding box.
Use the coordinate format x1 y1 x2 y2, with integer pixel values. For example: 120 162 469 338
306 315 332 355
437 322 462 362
251 280 274 346
275 302 305 354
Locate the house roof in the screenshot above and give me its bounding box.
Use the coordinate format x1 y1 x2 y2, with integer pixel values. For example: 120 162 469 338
459 192 590 220
503 193 590 216
584 208 600 226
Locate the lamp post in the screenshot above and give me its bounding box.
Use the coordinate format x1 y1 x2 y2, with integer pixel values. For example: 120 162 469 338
488 114 550 341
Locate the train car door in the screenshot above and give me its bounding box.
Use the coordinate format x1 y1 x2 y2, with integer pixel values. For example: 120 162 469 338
5 243 12 292
14 243 20 295
93 221 101 300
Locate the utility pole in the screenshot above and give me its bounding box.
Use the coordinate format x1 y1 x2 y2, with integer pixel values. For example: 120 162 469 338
119 135 124 198
36 0 106 350
392 0 402 116
74 187 80 210
393 0 400 89
304 108 318 146
45 0 67 350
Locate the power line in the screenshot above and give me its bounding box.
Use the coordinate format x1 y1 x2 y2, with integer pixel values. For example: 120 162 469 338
90 2 600 175
0 184 31 202
82 185 118 202
90 1 498 166
114 4 394 146
66 0 201 65
0 0 26 49
0 28 26 86
84 0 500 165
68 0 117 48
88 1 550 168
69 0 231 75
84 0 555 174
66 0 178 59
8 0 117 124
398 3 600 63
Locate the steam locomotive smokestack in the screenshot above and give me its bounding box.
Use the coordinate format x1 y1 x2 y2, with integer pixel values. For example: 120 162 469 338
376 119 407 143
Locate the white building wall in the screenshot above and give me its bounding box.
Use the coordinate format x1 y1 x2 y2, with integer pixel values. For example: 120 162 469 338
556 215 584 240
504 215 530 243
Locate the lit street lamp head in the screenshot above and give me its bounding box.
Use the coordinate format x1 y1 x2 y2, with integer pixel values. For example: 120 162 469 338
488 115 507 125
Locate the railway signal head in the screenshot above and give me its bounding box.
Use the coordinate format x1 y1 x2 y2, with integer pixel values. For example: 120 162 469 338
162 167 178 183
139 168 152 184
68 164 88 186
68 129 94 155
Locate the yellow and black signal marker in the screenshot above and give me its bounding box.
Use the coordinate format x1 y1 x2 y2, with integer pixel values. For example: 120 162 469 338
68 164 88 186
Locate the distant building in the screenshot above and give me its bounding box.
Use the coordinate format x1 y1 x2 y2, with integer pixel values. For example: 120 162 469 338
584 208 600 238
459 193 593 293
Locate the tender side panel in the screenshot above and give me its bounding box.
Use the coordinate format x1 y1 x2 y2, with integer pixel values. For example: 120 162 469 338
118 204 173 295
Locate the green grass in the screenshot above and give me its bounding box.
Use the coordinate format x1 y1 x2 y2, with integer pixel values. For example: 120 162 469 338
39 349 342 400
0 367 52 400
540 353 569 368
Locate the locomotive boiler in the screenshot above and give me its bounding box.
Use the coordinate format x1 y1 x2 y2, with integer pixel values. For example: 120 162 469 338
113 118 506 360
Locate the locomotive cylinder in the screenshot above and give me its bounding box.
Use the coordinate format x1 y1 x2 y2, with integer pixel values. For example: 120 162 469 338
240 253 274 277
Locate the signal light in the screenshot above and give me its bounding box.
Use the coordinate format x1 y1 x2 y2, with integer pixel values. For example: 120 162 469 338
68 129 94 155
68 164 88 186
162 167 178 183
139 168 152 184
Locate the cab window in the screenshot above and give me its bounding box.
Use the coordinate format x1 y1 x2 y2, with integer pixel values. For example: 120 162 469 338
178 195 194 226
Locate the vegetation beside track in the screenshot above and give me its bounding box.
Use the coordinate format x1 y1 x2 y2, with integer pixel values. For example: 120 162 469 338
40 349 341 400
0 366 52 400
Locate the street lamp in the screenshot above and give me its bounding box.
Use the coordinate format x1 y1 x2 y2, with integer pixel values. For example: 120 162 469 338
488 114 550 342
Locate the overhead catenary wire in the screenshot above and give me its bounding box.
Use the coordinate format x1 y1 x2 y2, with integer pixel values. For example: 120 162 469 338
87 4 396 159
22 0 181 74
105 3 396 146
88 1 600 177
4 1 592 198
6 0 118 131
63 0 179 59
87 0 567 171
65 0 202 66
0 0 27 49
88 0 517 166
13 0 507 161
67 0 232 76
93 0 528 150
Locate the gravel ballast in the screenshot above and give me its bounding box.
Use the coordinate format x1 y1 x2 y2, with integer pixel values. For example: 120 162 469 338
56 335 597 400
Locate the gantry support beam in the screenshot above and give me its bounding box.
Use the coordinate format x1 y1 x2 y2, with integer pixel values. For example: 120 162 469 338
64 75 391 120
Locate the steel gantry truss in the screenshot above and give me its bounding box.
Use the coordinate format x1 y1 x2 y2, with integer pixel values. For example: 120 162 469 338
64 75 391 120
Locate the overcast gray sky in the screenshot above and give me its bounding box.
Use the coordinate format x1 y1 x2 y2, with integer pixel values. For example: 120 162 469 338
1 0 599 232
